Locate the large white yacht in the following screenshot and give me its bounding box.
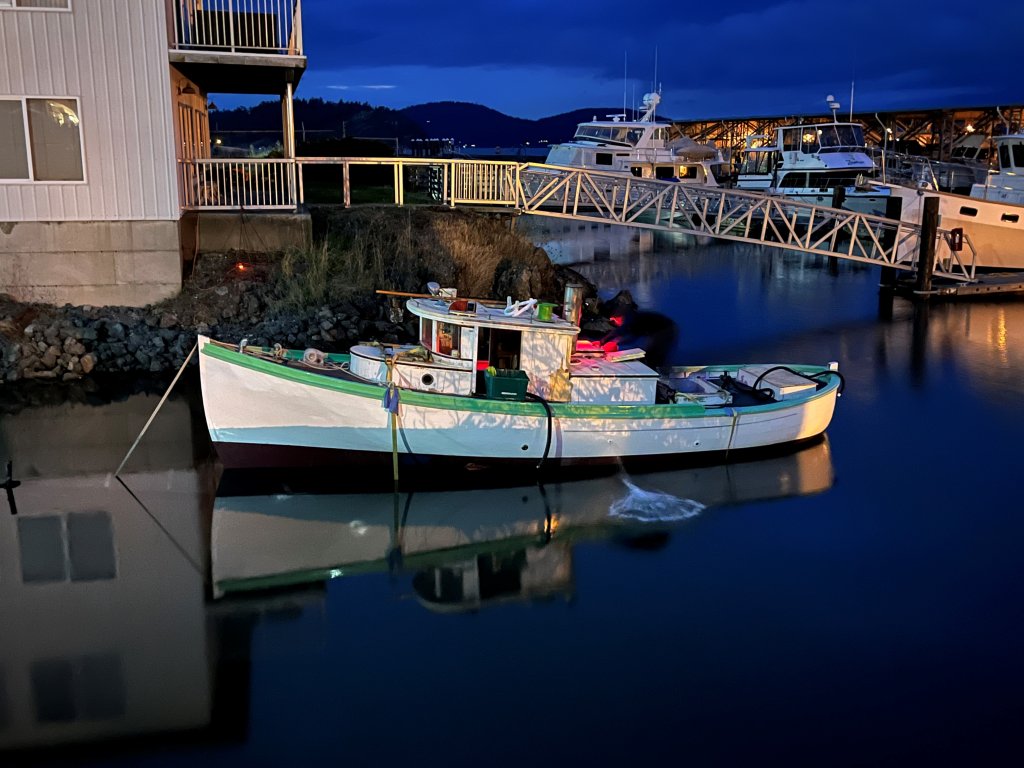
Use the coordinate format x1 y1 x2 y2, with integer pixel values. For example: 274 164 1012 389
737 97 889 215
544 92 727 185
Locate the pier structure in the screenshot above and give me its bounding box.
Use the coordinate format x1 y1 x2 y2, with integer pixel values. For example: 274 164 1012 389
675 104 1024 165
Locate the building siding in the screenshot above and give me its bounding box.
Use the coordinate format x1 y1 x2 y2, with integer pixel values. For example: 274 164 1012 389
0 0 178 222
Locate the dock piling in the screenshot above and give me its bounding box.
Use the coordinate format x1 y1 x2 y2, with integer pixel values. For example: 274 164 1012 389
914 196 940 297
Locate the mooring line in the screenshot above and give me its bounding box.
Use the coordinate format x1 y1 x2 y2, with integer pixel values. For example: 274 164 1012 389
115 342 197 477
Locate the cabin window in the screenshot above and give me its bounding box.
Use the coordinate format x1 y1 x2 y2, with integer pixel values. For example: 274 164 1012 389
630 166 643 177
741 151 773 175
595 152 613 166
1012 143 1024 169
420 318 433 348
801 131 820 154
999 144 1011 170
655 166 675 180
0 97 84 181
626 128 644 145
959 206 978 217
677 165 693 178
1002 213 1020 223
779 173 807 189
436 322 460 357
781 128 802 152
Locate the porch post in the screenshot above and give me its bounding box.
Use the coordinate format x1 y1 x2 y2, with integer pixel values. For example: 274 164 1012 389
283 82 297 207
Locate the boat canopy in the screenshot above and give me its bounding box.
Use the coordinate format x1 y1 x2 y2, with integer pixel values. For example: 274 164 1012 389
778 123 866 154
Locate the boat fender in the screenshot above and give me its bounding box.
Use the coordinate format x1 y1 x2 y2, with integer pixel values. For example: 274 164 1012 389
303 348 325 365
504 298 538 317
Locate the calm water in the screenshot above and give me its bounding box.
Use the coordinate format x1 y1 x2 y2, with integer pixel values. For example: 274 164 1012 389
2 222 1023 766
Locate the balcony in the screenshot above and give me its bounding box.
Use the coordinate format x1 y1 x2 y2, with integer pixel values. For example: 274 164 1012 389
168 0 305 93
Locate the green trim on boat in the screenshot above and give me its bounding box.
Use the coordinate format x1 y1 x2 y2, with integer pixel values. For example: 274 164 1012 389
202 341 839 419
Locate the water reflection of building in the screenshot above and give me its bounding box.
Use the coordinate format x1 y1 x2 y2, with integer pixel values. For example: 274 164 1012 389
211 438 835 608
0 392 293 755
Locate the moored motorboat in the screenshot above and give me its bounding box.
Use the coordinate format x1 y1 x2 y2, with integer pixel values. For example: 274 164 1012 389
884 134 1024 271
544 91 728 184
198 284 843 480
737 97 889 215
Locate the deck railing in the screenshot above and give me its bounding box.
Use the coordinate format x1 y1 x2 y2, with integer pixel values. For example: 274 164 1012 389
179 158 297 209
170 0 303 55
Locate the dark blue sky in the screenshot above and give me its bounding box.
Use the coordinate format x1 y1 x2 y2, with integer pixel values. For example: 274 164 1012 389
282 0 1021 119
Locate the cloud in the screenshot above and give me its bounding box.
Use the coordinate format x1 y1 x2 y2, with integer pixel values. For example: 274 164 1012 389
327 84 398 91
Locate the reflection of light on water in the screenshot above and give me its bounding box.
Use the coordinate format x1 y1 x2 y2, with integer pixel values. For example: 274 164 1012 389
991 309 1007 368
609 479 705 522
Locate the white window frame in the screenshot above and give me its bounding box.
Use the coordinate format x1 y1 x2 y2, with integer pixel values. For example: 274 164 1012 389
0 1 72 11
0 96 87 184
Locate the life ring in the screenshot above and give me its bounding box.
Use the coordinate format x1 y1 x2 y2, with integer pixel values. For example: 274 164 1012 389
503 298 538 317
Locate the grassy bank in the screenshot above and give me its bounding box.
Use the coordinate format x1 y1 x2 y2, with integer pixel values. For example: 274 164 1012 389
277 205 563 308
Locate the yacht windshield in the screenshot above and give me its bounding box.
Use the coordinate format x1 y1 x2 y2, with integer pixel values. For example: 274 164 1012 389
818 124 865 151
572 125 638 145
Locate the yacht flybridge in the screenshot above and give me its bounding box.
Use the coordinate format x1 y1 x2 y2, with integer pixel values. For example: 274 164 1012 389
544 92 728 184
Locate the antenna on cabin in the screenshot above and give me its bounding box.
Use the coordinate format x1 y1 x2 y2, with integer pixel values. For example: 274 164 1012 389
623 50 628 123
826 94 840 122
849 80 855 121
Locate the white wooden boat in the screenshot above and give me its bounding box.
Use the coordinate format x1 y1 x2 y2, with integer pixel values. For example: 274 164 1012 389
198 285 842 477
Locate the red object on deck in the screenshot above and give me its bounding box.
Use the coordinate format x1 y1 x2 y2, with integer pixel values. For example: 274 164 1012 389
576 339 618 353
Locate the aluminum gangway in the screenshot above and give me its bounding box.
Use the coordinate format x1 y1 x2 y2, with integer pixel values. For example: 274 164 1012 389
442 161 977 282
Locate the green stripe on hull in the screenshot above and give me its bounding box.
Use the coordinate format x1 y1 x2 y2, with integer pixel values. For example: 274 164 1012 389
202 342 838 420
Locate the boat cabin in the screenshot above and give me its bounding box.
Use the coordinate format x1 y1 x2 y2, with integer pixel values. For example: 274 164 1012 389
737 120 879 206
994 135 1024 175
348 294 661 405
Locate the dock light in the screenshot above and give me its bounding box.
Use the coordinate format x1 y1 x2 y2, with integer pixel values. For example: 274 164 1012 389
966 124 976 133
236 262 247 272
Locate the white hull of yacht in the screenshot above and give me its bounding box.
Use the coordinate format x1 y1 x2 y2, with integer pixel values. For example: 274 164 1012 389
890 186 1024 270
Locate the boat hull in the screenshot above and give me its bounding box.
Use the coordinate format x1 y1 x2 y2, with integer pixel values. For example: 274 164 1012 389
199 338 840 474
890 185 1024 271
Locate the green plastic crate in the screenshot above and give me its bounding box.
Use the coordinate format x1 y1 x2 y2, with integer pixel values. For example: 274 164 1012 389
484 369 529 401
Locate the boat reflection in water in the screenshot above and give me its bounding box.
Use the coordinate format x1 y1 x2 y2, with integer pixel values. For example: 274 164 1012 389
211 437 835 609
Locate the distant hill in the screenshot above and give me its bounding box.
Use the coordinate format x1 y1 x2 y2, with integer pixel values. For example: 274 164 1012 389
398 102 650 147
210 98 426 150
208 97 662 151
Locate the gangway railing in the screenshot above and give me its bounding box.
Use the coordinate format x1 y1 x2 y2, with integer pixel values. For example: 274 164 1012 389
178 156 977 281
512 164 976 281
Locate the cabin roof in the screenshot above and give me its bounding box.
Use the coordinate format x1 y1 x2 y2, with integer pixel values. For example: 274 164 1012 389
407 298 579 336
